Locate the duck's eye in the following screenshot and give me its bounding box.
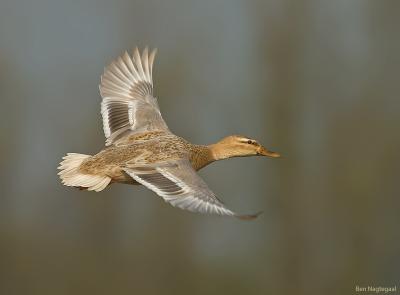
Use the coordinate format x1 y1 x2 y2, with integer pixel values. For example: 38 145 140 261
247 140 252 144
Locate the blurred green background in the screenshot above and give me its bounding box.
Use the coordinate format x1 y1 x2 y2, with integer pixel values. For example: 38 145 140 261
1 0 399 294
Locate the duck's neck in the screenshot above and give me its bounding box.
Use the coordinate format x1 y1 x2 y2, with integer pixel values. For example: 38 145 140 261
190 145 217 170
190 143 233 170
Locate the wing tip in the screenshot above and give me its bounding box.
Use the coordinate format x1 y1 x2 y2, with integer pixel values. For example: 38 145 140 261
235 211 263 221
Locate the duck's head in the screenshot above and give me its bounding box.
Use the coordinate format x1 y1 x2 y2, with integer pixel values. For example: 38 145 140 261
210 135 280 160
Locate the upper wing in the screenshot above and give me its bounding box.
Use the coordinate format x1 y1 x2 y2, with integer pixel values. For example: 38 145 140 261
100 47 169 146
123 159 260 220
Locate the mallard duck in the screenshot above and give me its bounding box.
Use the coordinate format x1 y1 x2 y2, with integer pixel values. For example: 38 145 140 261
58 47 280 220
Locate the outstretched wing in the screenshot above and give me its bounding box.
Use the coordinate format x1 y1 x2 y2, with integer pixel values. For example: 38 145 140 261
100 47 169 146
123 159 260 220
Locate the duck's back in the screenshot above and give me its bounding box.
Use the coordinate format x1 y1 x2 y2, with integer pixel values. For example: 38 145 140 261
78 132 188 181
58 131 205 190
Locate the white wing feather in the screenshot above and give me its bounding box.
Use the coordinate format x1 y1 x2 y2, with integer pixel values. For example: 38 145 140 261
124 160 260 219
100 47 169 146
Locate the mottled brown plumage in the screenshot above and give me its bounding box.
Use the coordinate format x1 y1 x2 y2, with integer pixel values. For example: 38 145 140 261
58 47 280 219
78 133 213 183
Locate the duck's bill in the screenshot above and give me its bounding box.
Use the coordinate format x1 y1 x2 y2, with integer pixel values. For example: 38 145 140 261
258 147 281 158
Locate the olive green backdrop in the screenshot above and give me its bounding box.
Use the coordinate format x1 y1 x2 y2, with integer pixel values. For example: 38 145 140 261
1 0 399 294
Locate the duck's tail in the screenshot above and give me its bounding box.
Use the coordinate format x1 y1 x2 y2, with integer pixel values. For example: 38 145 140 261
57 153 111 192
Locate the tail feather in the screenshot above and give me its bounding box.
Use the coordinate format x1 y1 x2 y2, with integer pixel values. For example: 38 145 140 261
58 153 111 192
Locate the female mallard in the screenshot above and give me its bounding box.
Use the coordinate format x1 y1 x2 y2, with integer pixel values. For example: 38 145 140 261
58 47 280 220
